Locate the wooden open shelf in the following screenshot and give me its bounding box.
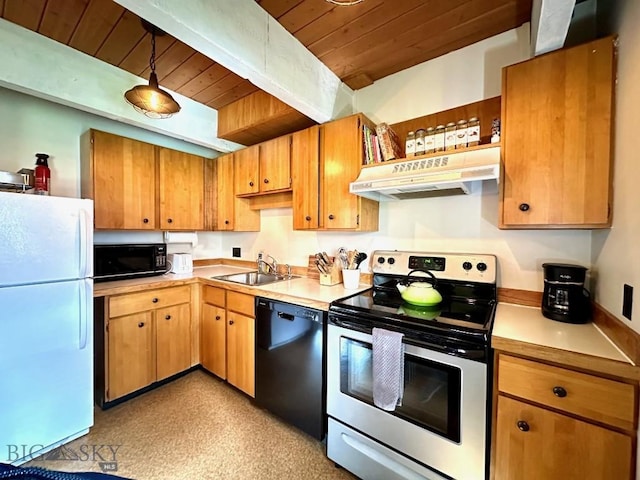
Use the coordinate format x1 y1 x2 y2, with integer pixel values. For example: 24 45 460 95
361 142 500 169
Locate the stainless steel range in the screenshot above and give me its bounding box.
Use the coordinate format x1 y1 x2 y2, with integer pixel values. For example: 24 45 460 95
327 250 497 480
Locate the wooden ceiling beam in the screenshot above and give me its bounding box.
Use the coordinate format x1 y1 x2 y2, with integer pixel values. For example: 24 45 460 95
113 0 353 123
531 0 576 55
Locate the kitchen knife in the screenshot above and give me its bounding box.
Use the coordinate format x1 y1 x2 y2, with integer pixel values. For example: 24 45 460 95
315 260 327 274
321 251 331 266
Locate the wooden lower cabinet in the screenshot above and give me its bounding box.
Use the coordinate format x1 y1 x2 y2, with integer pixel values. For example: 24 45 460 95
201 302 227 378
201 287 255 397
107 311 155 400
156 303 192 381
226 310 255 397
104 286 192 402
493 353 637 480
495 396 632 480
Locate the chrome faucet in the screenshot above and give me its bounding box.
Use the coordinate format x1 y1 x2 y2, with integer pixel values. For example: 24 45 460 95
257 254 278 275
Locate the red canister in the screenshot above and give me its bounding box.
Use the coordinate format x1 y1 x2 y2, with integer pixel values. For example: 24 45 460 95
34 153 50 195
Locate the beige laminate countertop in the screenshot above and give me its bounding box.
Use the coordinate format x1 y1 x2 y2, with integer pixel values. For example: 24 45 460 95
492 302 639 380
94 265 370 310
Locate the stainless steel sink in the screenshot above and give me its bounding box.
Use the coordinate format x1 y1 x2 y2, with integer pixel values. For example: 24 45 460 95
212 271 298 286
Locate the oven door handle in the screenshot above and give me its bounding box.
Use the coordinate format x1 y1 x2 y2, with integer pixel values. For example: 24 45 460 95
330 317 479 359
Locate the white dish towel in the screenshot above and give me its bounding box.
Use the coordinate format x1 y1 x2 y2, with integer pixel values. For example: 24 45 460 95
372 327 405 411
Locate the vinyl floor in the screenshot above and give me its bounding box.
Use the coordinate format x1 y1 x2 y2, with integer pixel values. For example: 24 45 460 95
26 370 355 479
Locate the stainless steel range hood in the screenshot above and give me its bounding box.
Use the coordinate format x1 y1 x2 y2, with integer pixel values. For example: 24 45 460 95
350 146 500 201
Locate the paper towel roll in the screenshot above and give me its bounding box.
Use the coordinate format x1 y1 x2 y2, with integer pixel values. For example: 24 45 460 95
164 231 198 247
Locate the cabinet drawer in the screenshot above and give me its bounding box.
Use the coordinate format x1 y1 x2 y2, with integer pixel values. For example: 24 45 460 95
227 291 254 317
109 285 191 318
202 285 225 307
498 355 637 431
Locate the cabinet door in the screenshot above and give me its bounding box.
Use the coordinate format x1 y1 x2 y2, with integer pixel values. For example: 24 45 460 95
259 135 291 192
292 126 320 229
201 303 227 379
234 144 260 195
215 153 236 231
215 153 260 232
500 37 614 228
494 396 632 480
158 148 204 230
107 311 154 400
226 311 255 397
91 130 156 230
321 115 379 231
156 303 191 381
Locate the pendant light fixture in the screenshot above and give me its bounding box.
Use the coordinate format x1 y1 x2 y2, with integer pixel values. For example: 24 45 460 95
124 20 180 119
325 0 364 5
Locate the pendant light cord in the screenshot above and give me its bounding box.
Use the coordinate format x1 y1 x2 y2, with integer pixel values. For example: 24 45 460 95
149 31 157 73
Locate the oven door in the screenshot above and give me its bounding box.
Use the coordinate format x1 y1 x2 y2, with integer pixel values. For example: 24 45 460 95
327 322 488 480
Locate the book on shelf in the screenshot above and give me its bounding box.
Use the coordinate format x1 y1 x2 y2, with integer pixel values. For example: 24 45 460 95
375 122 404 161
362 124 380 165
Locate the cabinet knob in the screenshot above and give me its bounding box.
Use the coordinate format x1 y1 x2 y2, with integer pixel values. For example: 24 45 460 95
328 214 335 220
229 320 235 325
152 298 159 303
167 218 173 223
138 322 145 328
516 420 530 432
305 216 311 221
249 181 254 187
552 386 567 398
165 314 171 320
518 203 530 212
224 220 230 225
264 178 269 184
215 315 221 321
143 218 149 224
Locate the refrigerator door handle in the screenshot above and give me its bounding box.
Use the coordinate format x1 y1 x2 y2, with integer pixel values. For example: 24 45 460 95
79 279 89 350
78 208 91 278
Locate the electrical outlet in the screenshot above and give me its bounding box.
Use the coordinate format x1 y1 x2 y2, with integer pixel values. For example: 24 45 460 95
623 284 633 321
232 247 241 258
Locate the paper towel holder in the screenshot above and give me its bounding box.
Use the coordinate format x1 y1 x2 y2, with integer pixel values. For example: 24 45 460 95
164 231 198 247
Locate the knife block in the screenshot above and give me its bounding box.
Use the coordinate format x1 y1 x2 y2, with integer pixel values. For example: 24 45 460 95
319 267 342 286
308 255 341 285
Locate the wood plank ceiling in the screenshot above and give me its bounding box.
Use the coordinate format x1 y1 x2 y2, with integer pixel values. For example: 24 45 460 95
0 0 532 109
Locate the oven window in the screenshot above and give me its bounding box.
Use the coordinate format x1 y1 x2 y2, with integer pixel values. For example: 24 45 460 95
339 337 461 443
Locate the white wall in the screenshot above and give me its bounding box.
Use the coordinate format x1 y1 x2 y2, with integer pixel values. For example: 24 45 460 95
592 0 640 330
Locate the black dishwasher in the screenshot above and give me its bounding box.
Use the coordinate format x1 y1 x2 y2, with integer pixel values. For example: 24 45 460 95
255 297 326 440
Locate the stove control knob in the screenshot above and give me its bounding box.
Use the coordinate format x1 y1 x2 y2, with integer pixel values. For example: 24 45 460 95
377 257 386 264
388 258 395 265
463 261 473 271
477 262 487 272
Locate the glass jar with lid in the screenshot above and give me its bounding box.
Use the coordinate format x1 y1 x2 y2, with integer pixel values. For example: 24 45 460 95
445 122 456 151
434 125 445 152
405 131 416 157
425 127 435 154
467 117 480 146
455 119 468 149
414 129 426 156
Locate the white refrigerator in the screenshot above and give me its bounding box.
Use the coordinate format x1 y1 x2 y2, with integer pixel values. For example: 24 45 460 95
0 191 94 464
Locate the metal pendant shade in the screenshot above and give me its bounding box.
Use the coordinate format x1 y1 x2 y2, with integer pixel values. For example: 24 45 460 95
124 22 180 119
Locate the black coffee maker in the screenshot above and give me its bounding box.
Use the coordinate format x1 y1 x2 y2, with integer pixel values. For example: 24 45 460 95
542 263 591 323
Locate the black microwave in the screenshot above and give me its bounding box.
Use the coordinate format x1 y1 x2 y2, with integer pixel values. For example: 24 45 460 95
94 243 167 282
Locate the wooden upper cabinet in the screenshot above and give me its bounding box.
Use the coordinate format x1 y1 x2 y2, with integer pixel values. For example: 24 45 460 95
320 114 379 231
215 153 236 231
259 135 291 193
158 148 205 230
234 145 259 196
292 126 320 229
81 130 156 230
214 153 260 232
500 36 615 229
235 136 292 196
